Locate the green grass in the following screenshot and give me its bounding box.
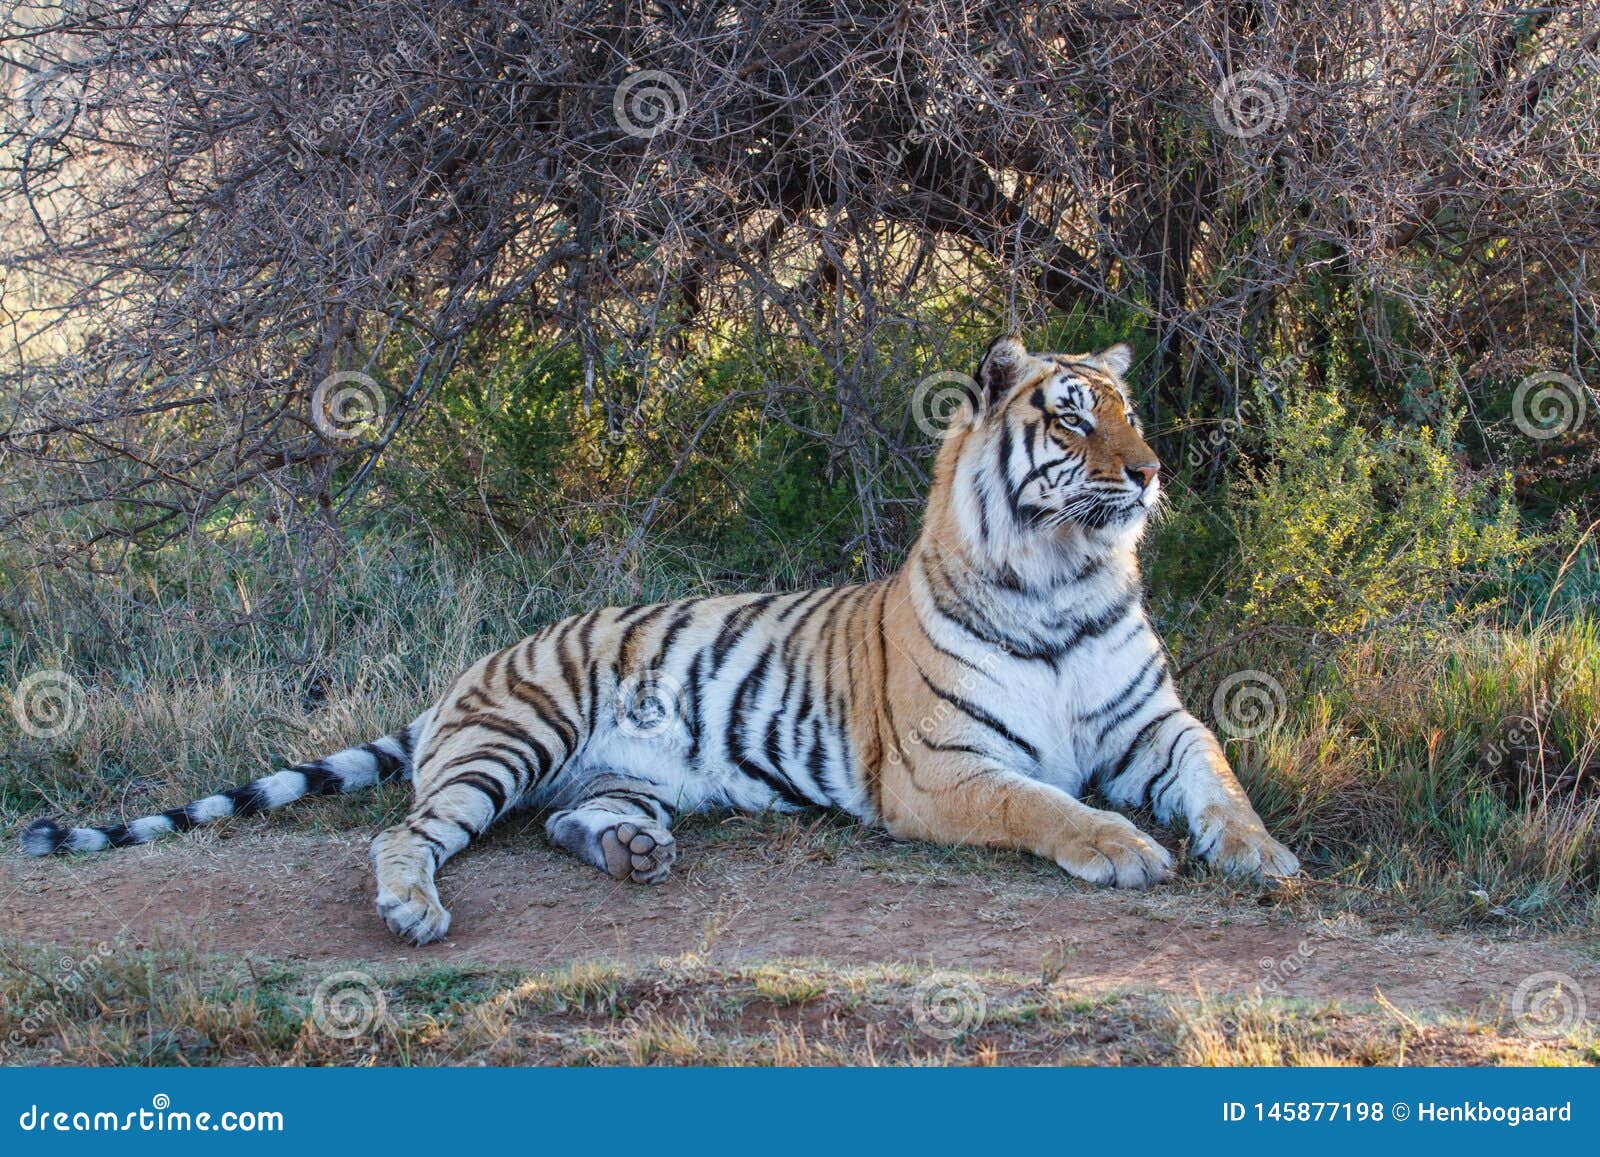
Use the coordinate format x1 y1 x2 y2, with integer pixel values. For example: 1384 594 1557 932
1 521 1597 934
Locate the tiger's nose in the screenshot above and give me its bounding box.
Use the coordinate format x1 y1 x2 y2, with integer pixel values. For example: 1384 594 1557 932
1126 462 1160 489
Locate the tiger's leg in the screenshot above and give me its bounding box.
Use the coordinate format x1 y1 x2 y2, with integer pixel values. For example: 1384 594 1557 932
1096 710 1299 879
372 747 534 944
879 755 1172 888
543 771 678 884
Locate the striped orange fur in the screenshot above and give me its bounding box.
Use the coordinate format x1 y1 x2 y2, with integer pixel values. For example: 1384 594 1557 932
24 336 1298 944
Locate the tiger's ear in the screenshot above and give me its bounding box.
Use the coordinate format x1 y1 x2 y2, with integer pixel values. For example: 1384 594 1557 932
977 334 1028 404
1088 343 1134 379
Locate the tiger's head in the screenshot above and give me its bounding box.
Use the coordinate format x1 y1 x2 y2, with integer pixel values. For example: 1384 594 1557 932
931 335 1161 558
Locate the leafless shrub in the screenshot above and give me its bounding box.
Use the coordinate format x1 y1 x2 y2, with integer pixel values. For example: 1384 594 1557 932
2 1 1597 579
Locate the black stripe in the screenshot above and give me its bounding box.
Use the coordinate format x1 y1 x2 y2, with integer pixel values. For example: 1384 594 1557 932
806 715 836 806
360 742 405 782
997 418 1022 521
553 615 585 703
1092 669 1170 745
617 602 673 669
1104 708 1181 783
413 806 477 838
411 827 451 860
775 587 829 626
920 738 993 758
1149 727 1204 812
972 469 992 545
651 603 699 666
711 593 783 669
585 659 600 733
606 789 676 822
685 648 708 761
726 643 814 808
577 608 602 656
300 761 344 795
504 663 581 750
915 664 1040 762
433 766 512 816
476 741 539 790
224 782 270 816
913 609 999 682
921 547 1015 652
1039 592 1138 666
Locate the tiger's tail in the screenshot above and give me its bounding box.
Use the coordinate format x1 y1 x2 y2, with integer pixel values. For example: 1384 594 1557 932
20 714 429 856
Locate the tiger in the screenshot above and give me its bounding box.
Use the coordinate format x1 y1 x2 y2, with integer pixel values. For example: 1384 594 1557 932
23 336 1300 944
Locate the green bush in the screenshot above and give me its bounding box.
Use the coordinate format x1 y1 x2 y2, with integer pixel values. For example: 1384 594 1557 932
1230 386 1523 633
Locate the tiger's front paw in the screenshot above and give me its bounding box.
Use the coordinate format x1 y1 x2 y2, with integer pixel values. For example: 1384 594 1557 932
376 883 452 945
1198 807 1300 880
1054 815 1173 890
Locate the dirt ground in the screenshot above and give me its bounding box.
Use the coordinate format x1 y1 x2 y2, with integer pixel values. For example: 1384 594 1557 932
4 814 1594 1024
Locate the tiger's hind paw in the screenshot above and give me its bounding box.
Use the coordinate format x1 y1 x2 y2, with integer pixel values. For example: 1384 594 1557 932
599 821 677 884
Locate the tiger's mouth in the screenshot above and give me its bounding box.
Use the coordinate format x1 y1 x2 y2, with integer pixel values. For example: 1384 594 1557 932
1055 491 1154 532
1077 501 1148 530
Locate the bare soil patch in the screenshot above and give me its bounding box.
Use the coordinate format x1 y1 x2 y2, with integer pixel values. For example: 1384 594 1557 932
4 814 1593 1023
